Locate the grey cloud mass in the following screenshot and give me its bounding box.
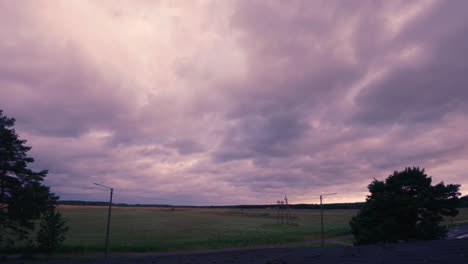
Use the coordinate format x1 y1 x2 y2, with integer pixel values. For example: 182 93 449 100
1 0 467 205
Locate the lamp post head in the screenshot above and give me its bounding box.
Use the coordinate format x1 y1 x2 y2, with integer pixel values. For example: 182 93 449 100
320 193 337 197
94 183 112 190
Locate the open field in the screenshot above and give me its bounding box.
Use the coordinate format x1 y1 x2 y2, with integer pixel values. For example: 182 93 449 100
55 206 356 253
3 206 468 253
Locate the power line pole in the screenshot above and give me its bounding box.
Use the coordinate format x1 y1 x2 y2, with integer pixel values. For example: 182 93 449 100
320 195 323 247
284 196 289 224
277 200 281 224
94 183 113 258
280 201 284 224
320 193 337 248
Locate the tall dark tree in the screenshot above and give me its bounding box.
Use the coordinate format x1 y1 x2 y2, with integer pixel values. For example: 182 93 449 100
0 110 58 244
350 167 460 245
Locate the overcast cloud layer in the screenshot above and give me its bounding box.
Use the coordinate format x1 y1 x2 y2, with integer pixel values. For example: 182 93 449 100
1 0 467 205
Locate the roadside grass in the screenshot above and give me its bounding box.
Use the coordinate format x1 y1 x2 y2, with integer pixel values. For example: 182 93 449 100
447 221 468 228
277 242 346 248
335 236 355 244
445 208 468 227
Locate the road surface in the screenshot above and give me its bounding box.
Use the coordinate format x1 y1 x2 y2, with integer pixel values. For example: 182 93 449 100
447 224 468 239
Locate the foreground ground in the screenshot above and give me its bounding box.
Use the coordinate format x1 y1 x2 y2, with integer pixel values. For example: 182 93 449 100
2 206 468 253
4 238 468 263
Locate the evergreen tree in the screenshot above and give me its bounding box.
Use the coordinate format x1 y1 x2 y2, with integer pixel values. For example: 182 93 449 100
0 110 58 244
37 209 69 253
350 167 460 245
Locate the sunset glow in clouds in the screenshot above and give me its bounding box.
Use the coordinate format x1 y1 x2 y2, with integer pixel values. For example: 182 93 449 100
1 0 468 205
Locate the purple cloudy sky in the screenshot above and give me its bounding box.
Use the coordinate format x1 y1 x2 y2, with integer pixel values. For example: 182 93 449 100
1 0 468 205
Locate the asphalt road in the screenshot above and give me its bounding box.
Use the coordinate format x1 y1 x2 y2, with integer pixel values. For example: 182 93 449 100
447 225 468 239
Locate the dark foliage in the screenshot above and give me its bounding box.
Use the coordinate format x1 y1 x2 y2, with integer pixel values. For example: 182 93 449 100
36 209 69 253
459 195 468 208
350 167 460 245
0 110 58 245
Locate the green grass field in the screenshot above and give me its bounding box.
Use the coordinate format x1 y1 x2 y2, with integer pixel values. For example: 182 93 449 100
55 206 355 253
3 206 468 253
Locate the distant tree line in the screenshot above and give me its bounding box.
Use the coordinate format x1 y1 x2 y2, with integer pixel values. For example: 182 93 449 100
288 203 365 209
58 200 171 207
59 195 468 209
58 200 365 209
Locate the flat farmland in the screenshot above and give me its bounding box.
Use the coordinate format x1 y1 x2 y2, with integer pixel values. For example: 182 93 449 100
5 206 468 253
56 206 355 253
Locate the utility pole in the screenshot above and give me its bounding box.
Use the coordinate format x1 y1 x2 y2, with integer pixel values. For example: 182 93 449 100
320 195 323 247
94 183 113 258
280 201 284 224
284 196 289 224
320 193 337 248
277 200 281 224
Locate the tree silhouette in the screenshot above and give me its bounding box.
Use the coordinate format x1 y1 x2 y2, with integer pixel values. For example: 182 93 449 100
0 110 58 245
350 167 460 245
37 209 69 253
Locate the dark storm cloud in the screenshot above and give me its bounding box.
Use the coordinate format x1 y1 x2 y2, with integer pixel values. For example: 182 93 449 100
214 113 309 161
1 0 468 204
166 139 205 155
211 0 468 200
213 1 369 163
353 0 468 125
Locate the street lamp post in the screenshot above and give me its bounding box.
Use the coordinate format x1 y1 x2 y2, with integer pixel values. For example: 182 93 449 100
94 183 113 258
320 193 337 248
